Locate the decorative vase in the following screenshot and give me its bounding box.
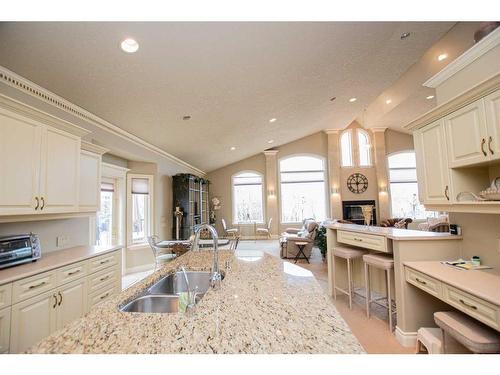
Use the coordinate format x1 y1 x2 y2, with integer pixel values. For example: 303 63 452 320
360 205 374 227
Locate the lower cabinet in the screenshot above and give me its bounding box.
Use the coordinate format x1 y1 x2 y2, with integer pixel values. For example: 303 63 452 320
56 278 87 330
0 307 11 353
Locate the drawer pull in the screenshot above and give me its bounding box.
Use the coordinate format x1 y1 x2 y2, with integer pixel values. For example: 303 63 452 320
99 259 110 265
100 292 110 300
52 294 57 309
57 292 63 306
354 238 363 242
415 277 427 285
67 269 81 276
99 275 110 282
459 299 478 310
28 281 47 290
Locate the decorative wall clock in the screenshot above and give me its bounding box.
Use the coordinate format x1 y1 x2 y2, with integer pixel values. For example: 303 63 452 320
347 173 368 194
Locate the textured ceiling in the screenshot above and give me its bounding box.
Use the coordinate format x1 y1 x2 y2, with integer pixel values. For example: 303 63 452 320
0 22 455 172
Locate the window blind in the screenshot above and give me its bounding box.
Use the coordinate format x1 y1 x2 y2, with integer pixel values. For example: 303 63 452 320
131 178 150 195
101 182 115 192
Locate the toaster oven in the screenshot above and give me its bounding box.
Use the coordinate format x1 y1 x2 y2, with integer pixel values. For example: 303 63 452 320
0 233 41 269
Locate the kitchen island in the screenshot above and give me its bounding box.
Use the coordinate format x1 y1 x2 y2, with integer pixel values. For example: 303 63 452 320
29 249 364 354
325 223 462 347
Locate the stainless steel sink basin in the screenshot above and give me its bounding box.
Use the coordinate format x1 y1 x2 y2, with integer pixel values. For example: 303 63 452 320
120 295 180 313
147 271 214 295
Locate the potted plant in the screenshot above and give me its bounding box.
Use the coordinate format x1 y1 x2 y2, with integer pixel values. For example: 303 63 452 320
315 226 327 260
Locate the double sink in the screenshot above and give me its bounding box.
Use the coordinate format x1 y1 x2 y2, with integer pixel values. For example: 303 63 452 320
120 270 223 314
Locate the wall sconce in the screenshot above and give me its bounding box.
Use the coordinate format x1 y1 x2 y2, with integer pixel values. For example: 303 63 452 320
268 189 276 197
330 187 340 195
379 186 388 194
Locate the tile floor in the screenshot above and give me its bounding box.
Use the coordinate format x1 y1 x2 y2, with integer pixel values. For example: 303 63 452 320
122 239 414 354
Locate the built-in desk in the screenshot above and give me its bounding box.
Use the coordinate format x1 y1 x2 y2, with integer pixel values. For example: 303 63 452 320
326 223 462 347
404 261 500 332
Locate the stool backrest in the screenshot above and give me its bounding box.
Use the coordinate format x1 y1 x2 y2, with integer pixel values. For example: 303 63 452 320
221 218 228 231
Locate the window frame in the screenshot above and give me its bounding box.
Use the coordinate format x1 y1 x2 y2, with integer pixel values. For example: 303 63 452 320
278 153 329 224
96 177 116 247
340 130 354 168
126 173 154 246
357 129 372 167
231 170 265 225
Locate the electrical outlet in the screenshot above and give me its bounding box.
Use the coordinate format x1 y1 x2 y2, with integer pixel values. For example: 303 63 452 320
56 236 64 248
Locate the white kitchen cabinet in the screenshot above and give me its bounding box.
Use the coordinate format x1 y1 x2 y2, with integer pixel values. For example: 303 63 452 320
484 89 500 160
444 100 489 168
79 150 102 212
56 278 87 329
39 127 80 213
0 108 42 215
10 290 57 353
414 120 452 205
0 307 11 353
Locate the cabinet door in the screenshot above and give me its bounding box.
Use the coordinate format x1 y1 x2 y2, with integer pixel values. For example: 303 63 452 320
0 307 11 353
56 278 87 330
444 100 489 167
79 151 101 212
10 291 57 353
0 109 42 215
39 126 80 213
484 90 500 160
415 120 452 205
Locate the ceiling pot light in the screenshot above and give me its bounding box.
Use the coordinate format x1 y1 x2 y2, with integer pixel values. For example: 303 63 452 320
385 99 392 104
267 140 274 144
426 95 435 100
400 32 411 40
182 115 191 121
437 53 448 61
230 146 236 151
269 118 277 123
349 97 357 103
120 38 139 53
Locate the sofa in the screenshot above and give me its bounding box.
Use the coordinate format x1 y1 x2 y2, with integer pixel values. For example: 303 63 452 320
379 217 413 229
279 219 319 259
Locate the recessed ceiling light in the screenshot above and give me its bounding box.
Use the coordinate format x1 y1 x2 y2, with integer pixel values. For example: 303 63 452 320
385 99 392 104
230 146 236 151
437 53 448 61
120 38 139 53
269 118 277 123
349 97 357 103
182 115 191 121
400 32 411 40
330 96 337 102
267 140 274 144
426 95 435 100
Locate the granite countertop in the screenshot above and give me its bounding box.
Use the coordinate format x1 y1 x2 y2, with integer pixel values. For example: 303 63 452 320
0 245 123 285
325 223 462 241
404 261 500 306
29 250 364 354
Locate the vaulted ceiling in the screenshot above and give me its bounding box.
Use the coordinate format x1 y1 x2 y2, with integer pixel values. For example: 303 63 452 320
0 22 455 172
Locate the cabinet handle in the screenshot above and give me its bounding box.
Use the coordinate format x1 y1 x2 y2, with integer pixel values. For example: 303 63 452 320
444 185 450 201
481 138 487 156
52 294 57 309
99 259 110 265
488 136 494 155
67 269 81 276
415 277 427 285
100 292 110 300
34 197 39 210
40 197 45 210
28 281 47 290
354 238 363 242
100 275 110 282
57 292 62 306
459 298 477 310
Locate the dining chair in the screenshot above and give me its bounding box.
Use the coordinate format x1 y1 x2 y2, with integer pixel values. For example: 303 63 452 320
256 218 272 239
147 235 176 270
221 218 239 238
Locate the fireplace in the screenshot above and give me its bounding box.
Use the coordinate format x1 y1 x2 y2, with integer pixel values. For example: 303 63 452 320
342 200 377 225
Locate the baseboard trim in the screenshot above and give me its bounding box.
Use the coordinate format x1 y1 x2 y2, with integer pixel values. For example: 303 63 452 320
125 264 154 275
395 326 417 348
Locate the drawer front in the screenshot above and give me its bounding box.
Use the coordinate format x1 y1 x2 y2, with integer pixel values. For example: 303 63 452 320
88 251 120 274
443 284 500 330
337 230 389 253
88 283 119 309
12 271 57 304
0 283 12 309
88 266 120 294
405 267 442 298
57 260 87 286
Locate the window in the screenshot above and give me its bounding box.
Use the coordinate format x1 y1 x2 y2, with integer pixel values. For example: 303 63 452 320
96 181 114 246
128 174 153 244
358 130 372 166
340 130 353 167
232 172 264 224
280 155 327 223
388 152 436 219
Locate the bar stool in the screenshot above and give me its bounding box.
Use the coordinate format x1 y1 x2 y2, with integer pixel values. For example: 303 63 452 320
332 246 368 309
363 253 395 330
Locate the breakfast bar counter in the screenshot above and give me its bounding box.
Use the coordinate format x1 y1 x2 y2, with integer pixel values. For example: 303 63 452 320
28 250 364 354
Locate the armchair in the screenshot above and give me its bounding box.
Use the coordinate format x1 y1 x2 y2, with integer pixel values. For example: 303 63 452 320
279 219 319 259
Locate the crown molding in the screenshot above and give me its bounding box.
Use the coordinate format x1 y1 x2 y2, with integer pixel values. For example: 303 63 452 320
0 65 205 176
370 127 387 133
263 150 279 156
424 27 500 89
324 129 340 134
81 140 109 155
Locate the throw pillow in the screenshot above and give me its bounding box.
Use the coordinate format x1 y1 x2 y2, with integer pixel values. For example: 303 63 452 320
393 219 407 229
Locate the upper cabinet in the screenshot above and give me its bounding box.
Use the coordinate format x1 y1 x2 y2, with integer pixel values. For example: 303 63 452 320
444 100 489 168
79 143 108 212
484 89 500 159
414 120 452 205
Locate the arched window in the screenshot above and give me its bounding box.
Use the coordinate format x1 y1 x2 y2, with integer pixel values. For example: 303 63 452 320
279 155 327 223
388 151 436 219
340 130 353 167
232 171 264 224
357 129 372 166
